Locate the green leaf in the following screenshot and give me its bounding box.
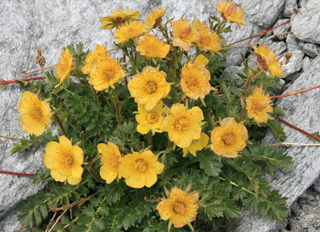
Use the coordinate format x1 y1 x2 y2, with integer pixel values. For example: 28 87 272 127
204 199 224 219
198 151 222 176
38 205 48 219
266 120 287 141
33 209 42 225
222 198 240 218
93 217 105 231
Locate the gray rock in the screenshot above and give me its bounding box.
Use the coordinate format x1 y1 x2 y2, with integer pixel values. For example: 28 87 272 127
302 56 311 71
286 33 302 51
272 19 291 40
284 0 298 17
221 65 245 86
279 50 304 77
291 0 320 44
302 43 320 58
313 177 320 194
262 40 287 55
227 56 320 231
236 0 285 28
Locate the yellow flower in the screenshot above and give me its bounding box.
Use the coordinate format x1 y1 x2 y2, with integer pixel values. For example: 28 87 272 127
128 66 170 111
210 117 248 158
144 6 166 31
99 7 140 30
246 87 273 125
88 56 126 91
216 0 246 26
136 34 170 59
253 45 283 78
157 186 199 228
171 19 199 52
44 136 84 185
160 103 204 148
81 44 107 75
136 101 165 135
180 55 213 100
183 132 209 157
17 91 51 136
119 150 164 188
114 20 146 44
55 48 73 88
98 142 122 184
193 19 222 52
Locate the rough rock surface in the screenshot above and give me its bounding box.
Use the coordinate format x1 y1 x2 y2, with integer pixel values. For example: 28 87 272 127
279 50 304 76
291 0 320 44
272 19 291 40
227 56 320 232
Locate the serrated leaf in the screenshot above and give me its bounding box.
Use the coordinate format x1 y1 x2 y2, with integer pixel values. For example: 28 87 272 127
198 151 222 176
266 120 287 141
222 199 240 218
38 205 48 219
83 206 95 217
33 209 42 225
93 217 105 231
242 195 258 212
98 206 109 216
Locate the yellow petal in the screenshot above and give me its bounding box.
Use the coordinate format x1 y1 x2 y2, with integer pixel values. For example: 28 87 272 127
51 169 67 182
67 175 82 185
125 173 145 188
157 200 173 220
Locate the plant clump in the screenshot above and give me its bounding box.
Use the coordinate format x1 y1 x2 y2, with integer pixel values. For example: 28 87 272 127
13 2 293 231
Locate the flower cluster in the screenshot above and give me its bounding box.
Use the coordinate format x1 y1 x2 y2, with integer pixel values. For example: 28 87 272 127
14 2 290 231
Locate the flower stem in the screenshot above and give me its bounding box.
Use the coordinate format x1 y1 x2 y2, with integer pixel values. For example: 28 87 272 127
0 134 46 144
270 85 320 99
53 114 66 136
276 117 320 142
229 19 291 46
0 77 44 85
0 169 36 177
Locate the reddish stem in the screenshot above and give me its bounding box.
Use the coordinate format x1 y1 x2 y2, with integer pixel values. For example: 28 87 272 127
276 117 320 142
0 170 35 177
0 77 44 85
230 19 291 46
270 85 320 99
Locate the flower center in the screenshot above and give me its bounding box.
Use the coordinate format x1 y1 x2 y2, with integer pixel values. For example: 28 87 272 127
257 57 268 71
180 25 192 38
254 100 268 111
226 4 237 16
145 81 157 94
114 17 124 26
133 158 148 173
63 154 74 168
186 76 199 91
173 201 186 215
223 133 235 145
30 106 43 121
174 117 189 132
146 112 159 124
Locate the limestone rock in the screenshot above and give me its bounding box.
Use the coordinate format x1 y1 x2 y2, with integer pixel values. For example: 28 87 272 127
286 33 302 51
302 56 311 71
302 43 320 58
291 0 320 44
279 50 304 77
236 0 285 28
262 40 287 55
272 19 291 40
227 56 320 232
284 0 298 17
